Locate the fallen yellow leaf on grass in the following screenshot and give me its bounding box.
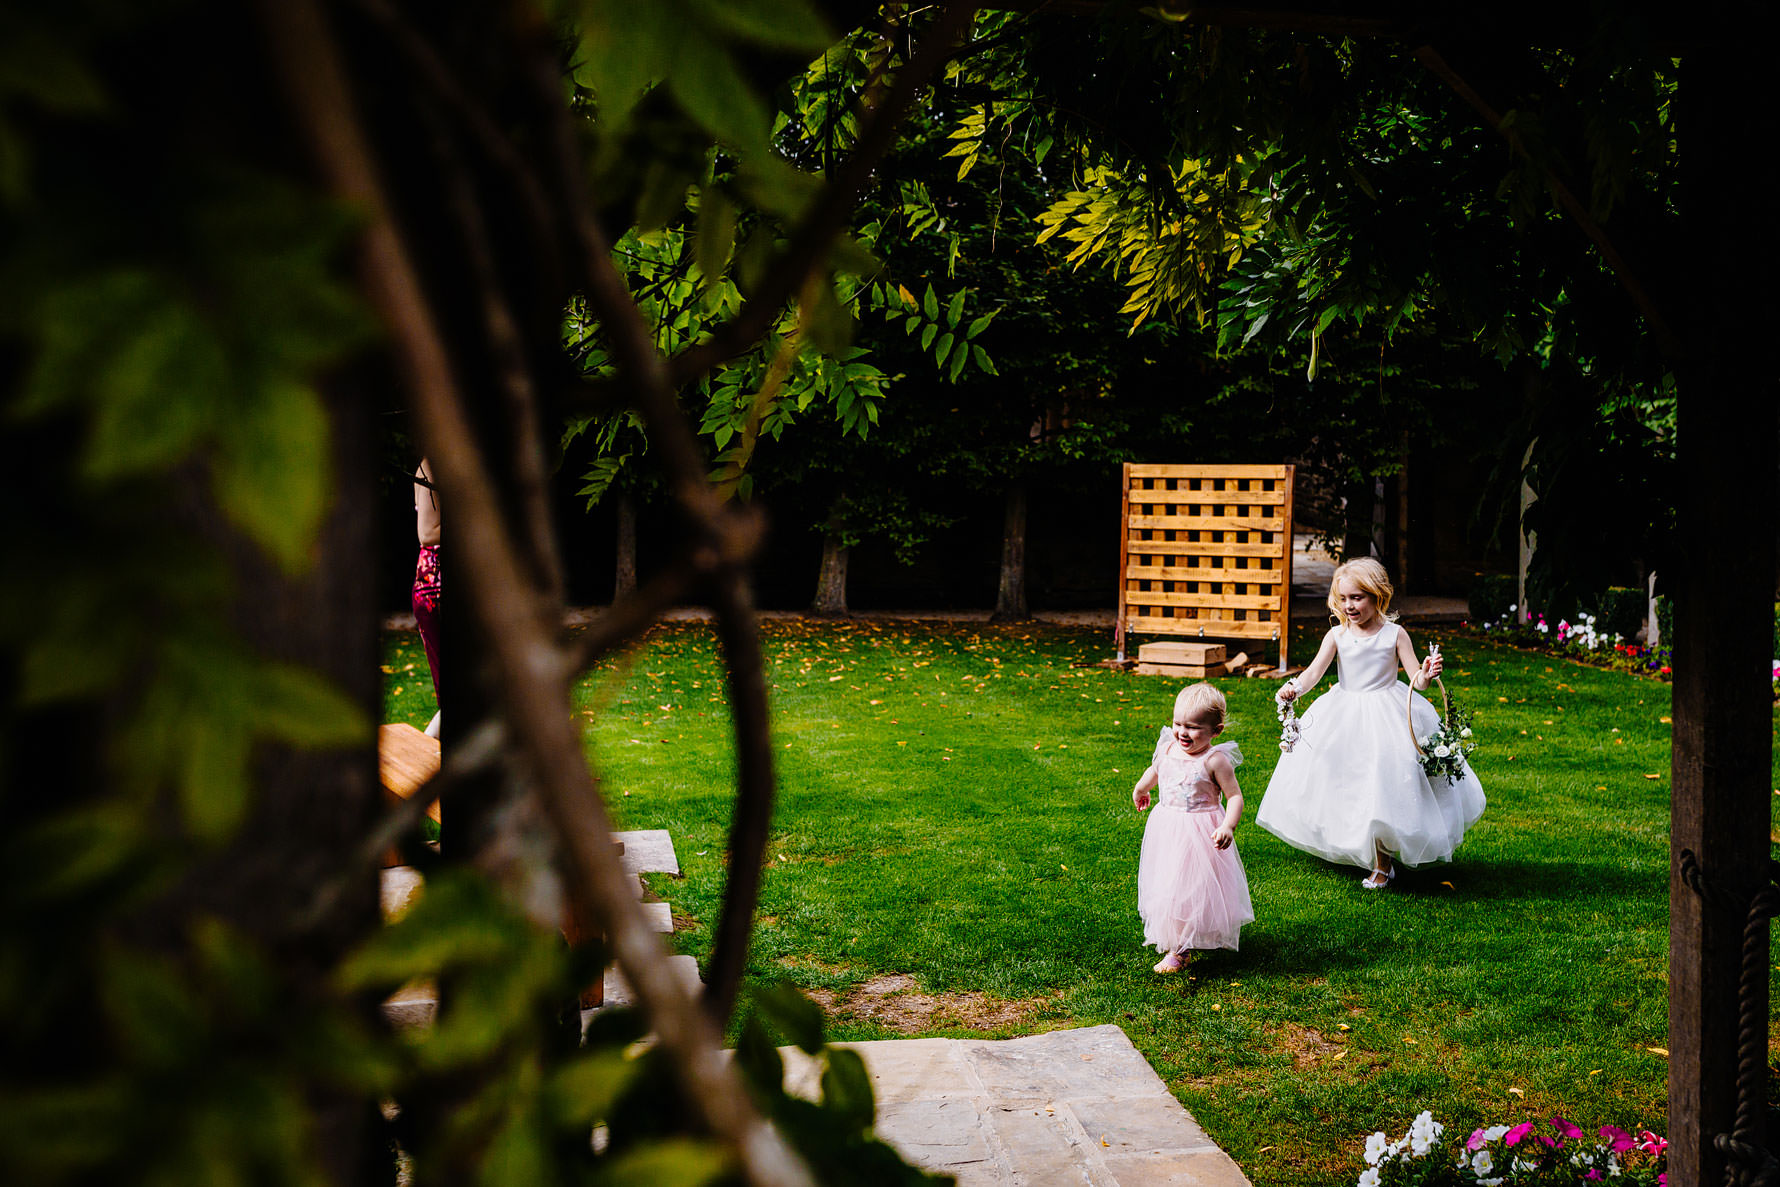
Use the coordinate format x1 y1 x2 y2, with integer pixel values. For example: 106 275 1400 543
1645 774 1661 780
1508 1087 1524 1097
1647 1046 1669 1056
1660 716 1672 724
1259 1146 1275 1153
1338 1023 1350 1031
1441 881 1454 889
1589 1069 1602 1076
1333 1050 1348 1060
1211 1003 1221 1011
1403 1036 1417 1044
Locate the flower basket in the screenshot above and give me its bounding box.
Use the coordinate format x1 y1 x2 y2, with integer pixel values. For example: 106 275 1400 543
1407 674 1476 784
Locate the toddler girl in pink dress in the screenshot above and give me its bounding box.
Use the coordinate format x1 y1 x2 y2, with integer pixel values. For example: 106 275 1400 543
1131 683 1254 972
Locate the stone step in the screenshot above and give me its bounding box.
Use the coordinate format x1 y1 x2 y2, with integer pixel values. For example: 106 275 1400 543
615 829 680 877
597 953 701 1010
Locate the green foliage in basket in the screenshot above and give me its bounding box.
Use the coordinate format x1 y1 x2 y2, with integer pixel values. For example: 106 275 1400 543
1416 694 1477 785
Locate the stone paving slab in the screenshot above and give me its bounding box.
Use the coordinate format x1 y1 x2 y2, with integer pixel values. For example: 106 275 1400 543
616 828 680 878
780 1026 1250 1186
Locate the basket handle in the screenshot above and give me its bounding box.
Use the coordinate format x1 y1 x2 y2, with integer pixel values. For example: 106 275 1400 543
1407 675 1449 757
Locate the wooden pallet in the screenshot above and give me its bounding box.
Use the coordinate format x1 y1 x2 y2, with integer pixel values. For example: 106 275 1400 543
1135 661 1227 678
1137 641 1226 665
1116 463 1294 668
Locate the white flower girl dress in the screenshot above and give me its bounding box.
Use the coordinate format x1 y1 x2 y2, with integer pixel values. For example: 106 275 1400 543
1256 622 1485 868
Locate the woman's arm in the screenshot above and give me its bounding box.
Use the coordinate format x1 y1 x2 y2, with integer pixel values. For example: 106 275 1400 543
1207 752 1243 848
1396 627 1442 690
1278 628 1341 703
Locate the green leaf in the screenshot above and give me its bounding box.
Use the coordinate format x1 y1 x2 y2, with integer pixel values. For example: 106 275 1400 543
820 1048 875 1132
666 37 769 154
964 312 997 339
749 982 825 1054
945 289 966 327
603 1139 731 1187
971 344 997 375
734 1015 786 1099
548 1051 639 1127
179 715 252 843
98 946 205 1067
84 300 227 481
694 188 737 284
804 279 857 355
569 2 678 122
933 332 954 366
947 342 968 383
922 284 938 320
920 323 938 351
686 0 832 50
213 376 330 573
251 662 368 748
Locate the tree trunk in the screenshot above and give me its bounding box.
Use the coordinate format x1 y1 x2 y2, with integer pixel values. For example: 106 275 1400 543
810 530 849 616
991 479 1031 621
614 490 638 600
1667 41 1776 1187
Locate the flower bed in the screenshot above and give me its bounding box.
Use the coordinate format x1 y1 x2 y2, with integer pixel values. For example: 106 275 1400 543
1460 608 1675 682
1356 1112 1667 1186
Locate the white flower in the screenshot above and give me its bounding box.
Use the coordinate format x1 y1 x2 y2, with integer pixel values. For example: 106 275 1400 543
1364 1132 1388 1165
1460 727 1472 738
1472 1149 1496 1176
1357 1169 1380 1187
1409 1111 1443 1156
1481 1125 1509 1143
1509 604 1517 612
1434 744 1451 758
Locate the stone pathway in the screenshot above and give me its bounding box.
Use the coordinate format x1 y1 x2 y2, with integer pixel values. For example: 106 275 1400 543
780 1025 1250 1186
378 827 694 1024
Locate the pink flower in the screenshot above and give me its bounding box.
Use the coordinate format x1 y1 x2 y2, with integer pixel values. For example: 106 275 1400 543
1599 1125 1635 1154
1553 1117 1583 1141
1659 1175 1666 1187
1639 1130 1669 1156
1467 1128 1487 1151
1504 1122 1535 1146
1585 1172 1603 1182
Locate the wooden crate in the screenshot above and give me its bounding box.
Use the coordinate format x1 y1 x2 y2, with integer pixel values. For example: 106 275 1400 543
1137 640 1226 665
1135 661 1227 678
1116 463 1294 668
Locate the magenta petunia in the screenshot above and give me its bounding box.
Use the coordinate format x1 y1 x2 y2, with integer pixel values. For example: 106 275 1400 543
1552 1117 1583 1140
1585 1171 1602 1182
1504 1122 1535 1146
1599 1126 1635 1153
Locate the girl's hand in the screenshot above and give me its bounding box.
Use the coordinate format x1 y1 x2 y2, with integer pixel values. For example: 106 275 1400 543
1426 649 1444 678
1212 824 1234 849
1276 682 1299 704
1133 788 1151 811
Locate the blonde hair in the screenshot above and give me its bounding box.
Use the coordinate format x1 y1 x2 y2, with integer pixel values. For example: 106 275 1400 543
1173 682 1227 730
1327 557 1398 626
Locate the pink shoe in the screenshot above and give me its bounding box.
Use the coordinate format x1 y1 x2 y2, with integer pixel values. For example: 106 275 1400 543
1153 951 1187 974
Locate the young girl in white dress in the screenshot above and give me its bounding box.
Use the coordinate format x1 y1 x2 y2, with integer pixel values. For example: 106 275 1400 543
1131 683 1255 972
1256 558 1485 888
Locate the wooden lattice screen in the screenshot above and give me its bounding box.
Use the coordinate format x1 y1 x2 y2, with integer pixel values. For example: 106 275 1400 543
1115 463 1295 667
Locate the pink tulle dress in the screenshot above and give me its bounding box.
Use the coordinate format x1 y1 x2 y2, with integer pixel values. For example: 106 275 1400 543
1137 733 1255 954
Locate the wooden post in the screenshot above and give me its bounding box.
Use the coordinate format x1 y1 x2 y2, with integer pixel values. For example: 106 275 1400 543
1116 462 1132 662
1668 39 1778 1185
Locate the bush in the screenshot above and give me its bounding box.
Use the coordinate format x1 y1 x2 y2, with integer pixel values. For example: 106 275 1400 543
1655 594 1673 646
1592 586 1646 641
1469 573 1516 624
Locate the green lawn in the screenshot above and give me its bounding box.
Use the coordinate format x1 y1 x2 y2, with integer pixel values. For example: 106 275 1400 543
381 620 1775 1184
